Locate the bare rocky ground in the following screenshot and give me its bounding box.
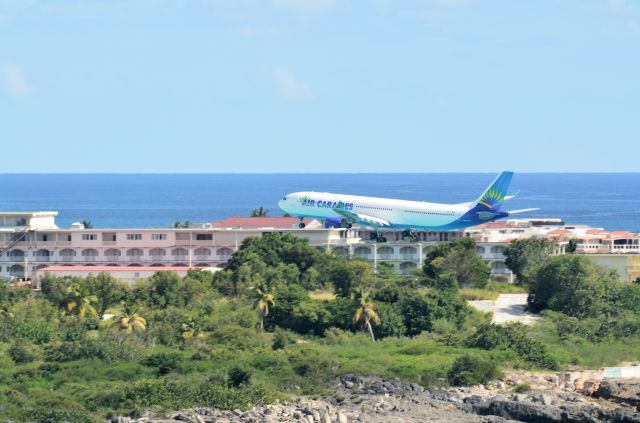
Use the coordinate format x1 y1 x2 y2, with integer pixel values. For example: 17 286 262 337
111 371 640 423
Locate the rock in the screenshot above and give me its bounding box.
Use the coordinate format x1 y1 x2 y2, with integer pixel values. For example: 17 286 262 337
530 393 553 406
594 378 640 408
582 380 601 396
410 383 424 393
109 373 640 423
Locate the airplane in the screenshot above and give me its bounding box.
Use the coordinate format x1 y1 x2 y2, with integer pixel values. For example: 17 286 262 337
277 171 539 242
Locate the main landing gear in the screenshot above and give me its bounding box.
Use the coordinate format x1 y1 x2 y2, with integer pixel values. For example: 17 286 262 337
371 231 387 243
402 229 418 241
298 217 306 228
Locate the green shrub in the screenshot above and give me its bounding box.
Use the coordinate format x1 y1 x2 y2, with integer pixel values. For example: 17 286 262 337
228 365 252 387
272 328 296 350
24 407 94 423
143 351 185 376
466 323 557 370
447 354 500 386
323 327 350 344
399 289 469 336
44 341 99 362
419 369 448 389
8 341 41 364
124 378 272 411
208 325 269 351
90 389 126 410
372 303 405 339
513 383 531 393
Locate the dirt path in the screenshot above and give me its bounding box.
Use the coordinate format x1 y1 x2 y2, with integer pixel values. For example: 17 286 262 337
469 294 538 325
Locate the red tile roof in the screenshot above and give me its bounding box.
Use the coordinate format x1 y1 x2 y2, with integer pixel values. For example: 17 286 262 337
547 229 570 235
473 222 520 229
39 266 201 272
212 217 313 228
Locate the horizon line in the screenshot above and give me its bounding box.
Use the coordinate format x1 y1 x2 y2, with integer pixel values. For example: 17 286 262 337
2 171 640 175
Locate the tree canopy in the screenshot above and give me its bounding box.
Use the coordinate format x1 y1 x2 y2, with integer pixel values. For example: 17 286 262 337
504 238 555 285
423 237 489 288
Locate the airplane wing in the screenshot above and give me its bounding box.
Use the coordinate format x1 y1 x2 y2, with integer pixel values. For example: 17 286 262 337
333 208 391 227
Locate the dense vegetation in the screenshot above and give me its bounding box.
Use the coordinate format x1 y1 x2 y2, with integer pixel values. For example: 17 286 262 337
1 234 639 422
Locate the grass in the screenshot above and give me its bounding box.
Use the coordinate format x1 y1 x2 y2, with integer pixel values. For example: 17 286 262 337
460 289 499 301
308 290 336 301
484 282 528 294
2 318 639 422
461 282 527 301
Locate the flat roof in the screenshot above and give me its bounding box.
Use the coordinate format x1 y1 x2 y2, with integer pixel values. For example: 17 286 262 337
39 266 202 272
0 211 58 216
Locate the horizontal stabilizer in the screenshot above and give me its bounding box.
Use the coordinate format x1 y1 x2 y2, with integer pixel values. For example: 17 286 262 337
477 211 499 221
506 208 540 215
504 190 520 201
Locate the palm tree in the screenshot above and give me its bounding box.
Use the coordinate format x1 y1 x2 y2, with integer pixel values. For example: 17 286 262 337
113 304 146 345
65 284 98 319
352 290 381 342
181 320 207 340
253 286 275 331
0 306 13 340
81 220 93 229
250 207 269 217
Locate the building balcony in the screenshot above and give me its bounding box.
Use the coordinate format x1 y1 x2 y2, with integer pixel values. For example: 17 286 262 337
104 257 122 262
172 256 188 262
59 256 76 262
377 254 395 260
195 255 212 261
0 256 26 262
400 254 418 260
354 254 372 260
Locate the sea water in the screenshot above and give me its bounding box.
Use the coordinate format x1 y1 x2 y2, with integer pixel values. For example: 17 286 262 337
0 173 639 231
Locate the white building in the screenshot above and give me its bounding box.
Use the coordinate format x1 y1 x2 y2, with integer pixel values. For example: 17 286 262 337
0 212 535 283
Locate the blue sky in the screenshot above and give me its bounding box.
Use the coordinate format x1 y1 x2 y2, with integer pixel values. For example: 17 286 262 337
1 0 639 172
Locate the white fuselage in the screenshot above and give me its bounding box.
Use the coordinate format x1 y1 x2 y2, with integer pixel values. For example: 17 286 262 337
278 192 471 230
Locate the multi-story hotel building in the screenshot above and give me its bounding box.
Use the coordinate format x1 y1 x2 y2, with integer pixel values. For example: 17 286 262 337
0 212 578 284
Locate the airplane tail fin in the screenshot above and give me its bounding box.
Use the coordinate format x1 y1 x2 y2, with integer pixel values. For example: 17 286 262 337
473 171 514 212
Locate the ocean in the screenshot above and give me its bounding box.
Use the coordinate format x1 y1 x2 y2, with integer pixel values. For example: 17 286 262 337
0 173 639 232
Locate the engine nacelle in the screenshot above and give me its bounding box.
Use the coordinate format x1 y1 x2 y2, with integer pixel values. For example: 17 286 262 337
324 217 344 228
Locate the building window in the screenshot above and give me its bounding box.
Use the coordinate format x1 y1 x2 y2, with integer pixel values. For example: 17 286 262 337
176 233 190 241
81 234 97 241
104 233 117 241
151 234 167 240
127 234 143 241
195 234 213 241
